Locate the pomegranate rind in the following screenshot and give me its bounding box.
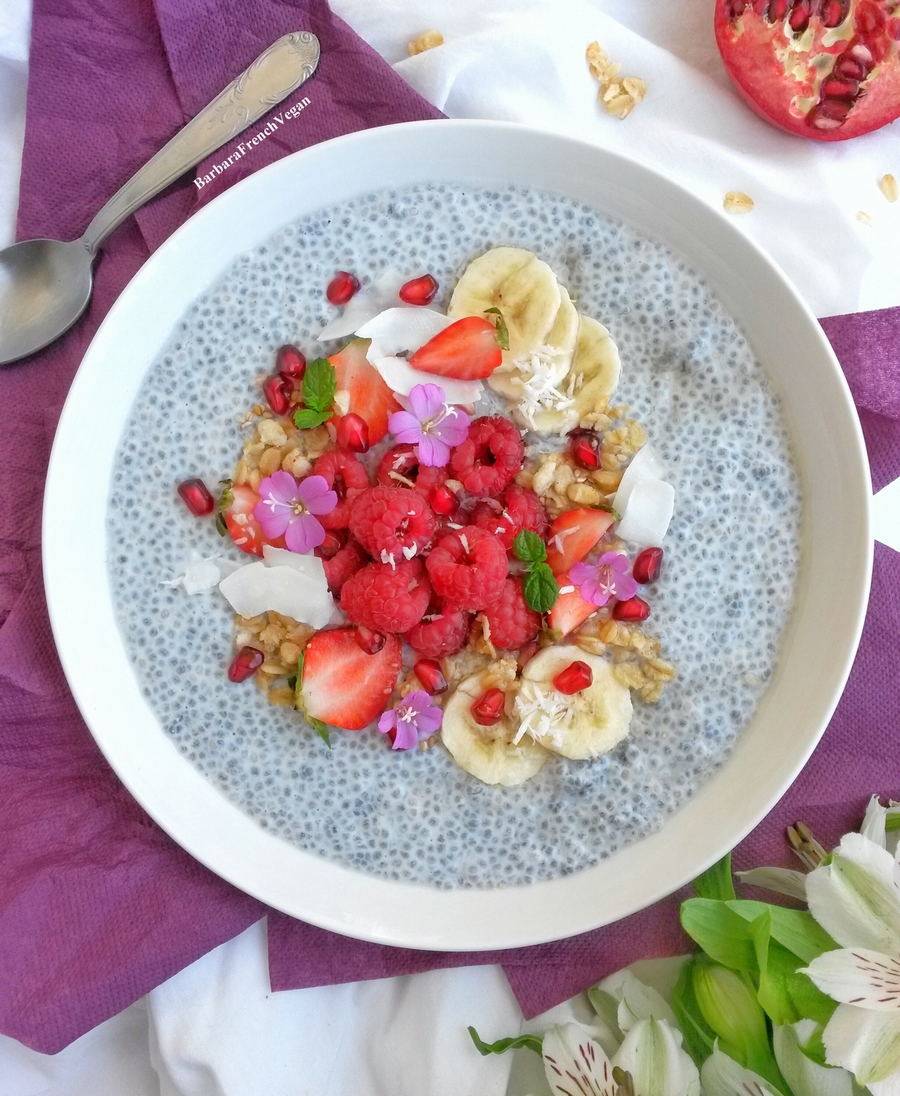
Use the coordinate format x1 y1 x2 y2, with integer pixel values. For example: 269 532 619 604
714 1 900 141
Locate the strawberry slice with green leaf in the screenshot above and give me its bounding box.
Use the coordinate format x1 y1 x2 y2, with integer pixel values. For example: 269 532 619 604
548 573 598 637
329 339 401 445
545 509 615 576
298 628 402 731
409 315 503 381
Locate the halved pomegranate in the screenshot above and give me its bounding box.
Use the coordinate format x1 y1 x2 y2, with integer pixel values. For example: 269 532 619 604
715 0 900 140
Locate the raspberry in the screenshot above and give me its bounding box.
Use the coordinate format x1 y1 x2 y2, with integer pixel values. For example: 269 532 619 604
312 449 370 529
323 538 368 596
425 527 508 610
469 484 548 551
407 604 471 659
450 415 524 497
376 445 449 497
341 558 431 634
481 577 541 650
349 486 436 561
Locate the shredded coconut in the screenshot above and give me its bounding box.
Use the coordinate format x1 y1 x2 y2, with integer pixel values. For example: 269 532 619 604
513 681 572 746
513 346 576 429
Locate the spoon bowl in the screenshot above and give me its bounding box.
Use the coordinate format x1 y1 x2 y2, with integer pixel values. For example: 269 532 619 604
0 239 93 363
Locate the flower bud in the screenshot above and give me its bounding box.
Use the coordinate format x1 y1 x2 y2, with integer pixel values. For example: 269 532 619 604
692 960 769 1064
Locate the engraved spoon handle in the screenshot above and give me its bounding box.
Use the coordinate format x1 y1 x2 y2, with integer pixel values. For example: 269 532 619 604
81 31 320 254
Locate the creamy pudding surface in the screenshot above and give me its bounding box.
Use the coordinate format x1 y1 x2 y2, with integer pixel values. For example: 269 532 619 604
107 183 801 888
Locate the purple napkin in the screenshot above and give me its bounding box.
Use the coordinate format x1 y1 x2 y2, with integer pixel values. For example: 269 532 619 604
3 0 899 1058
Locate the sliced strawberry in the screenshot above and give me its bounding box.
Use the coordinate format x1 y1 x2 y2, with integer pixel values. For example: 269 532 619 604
300 628 402 731
545 509 616 576
408 316 502 380
548 574 598 637
330 339 401 445
221 483 273 556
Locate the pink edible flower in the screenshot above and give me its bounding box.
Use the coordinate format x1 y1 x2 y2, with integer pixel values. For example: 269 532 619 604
377 690 443 751
388 383 470 467
570 551 638 607
253 471 337 554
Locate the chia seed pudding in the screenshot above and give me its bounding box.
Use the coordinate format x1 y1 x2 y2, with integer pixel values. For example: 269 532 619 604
107 183 801 888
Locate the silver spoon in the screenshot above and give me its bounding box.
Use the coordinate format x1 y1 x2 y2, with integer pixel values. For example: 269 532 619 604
0 31 320 366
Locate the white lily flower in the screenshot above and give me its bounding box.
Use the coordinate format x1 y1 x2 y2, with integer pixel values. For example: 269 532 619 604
598 969 678 1034
734 867 809 901
699 1042 785 1096
862 795 891 850
772 1020 858 1096
542 1023 619 1096
800 832 900 1092
613 1018 700 1096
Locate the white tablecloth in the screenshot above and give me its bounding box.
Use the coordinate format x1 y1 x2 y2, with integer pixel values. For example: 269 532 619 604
2 1 899 1092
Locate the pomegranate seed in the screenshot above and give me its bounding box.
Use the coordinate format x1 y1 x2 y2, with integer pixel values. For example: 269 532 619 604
889 17 900 40
262 373 292 416
822 78 858 99
336 412 370 453
568 429 601 470
399 274 439 306
315 529 346 559
727 0 747 15
355 626 386 655
275 344 306 378
326 271 360 306
808 97 852 129
752 0 768 14
612 596 651 623
414 658 448 694
633 547 664 585
228 646 264 682
769 0 790 19
471 687 506 726
832 54 866 81
516 640 540 674
820 0 846 26
430 485 458 515
177 478 215 517
553 660 594 695
856 3 886 35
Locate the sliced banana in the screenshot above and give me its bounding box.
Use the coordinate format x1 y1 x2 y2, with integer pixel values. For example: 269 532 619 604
492 284 578 405
441 662 550 786
516 646 632 760
448 246 561 361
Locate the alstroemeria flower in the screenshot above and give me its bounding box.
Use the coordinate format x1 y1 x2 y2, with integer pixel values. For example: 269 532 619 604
387 383 470 467
377 690 443 751
799 831 900 1095
700 1043 786 1096
253 471 337 554
570 551 638 607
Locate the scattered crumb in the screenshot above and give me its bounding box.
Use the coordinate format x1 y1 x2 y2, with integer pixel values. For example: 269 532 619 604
724 191 754 214
408 30 443 56
878 174 898 203
586 42 646 119
856 210 874 226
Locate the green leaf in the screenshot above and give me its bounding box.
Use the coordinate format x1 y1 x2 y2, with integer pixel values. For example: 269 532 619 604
692 853 737 901
467 1026 543 1057
309 717 331 748
724 900 837 963
483 306 510 351
301 357 338 414
886 811 900 832
215 512 228 537
512 529 547 564
797 1022 829 1067
671 958 717 1069
293 406 332 430
523 562 559 613
216 478 233 512
749 910 838 1030
294 652 331 747
680 899 758 972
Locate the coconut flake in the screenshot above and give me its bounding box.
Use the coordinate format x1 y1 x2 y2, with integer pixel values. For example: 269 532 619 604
612 444 667 514
513 681 572 746
615 478 675 547
356 307 453 355
317 269 406 341
162 554 241 595
369 347 483 405
219 560 333 628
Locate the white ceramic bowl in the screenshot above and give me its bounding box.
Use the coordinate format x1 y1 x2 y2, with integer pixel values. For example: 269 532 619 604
43 120 871 950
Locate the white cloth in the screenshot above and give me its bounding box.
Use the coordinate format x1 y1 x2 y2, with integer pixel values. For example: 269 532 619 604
2 0 900 1093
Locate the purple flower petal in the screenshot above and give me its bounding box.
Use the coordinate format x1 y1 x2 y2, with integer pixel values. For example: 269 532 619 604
416 705 443 735
417 434 451 467
436 407 470 446
388 410 424 445
254 501 291 540
568 561 593 585
264 470 302 506
298 475 338 516
378 709 397 734
284 513 326 554
391 722 419 751
408 383 446 422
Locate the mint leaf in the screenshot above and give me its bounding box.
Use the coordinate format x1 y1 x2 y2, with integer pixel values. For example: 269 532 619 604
523 562 559 613
692 853 736 901
467 1026 542 1057
293 407 332 430
483 306 510 351
513 529 546 565
302 357 337 414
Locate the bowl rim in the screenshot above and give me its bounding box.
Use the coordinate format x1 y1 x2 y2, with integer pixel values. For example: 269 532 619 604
42 118 872 951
